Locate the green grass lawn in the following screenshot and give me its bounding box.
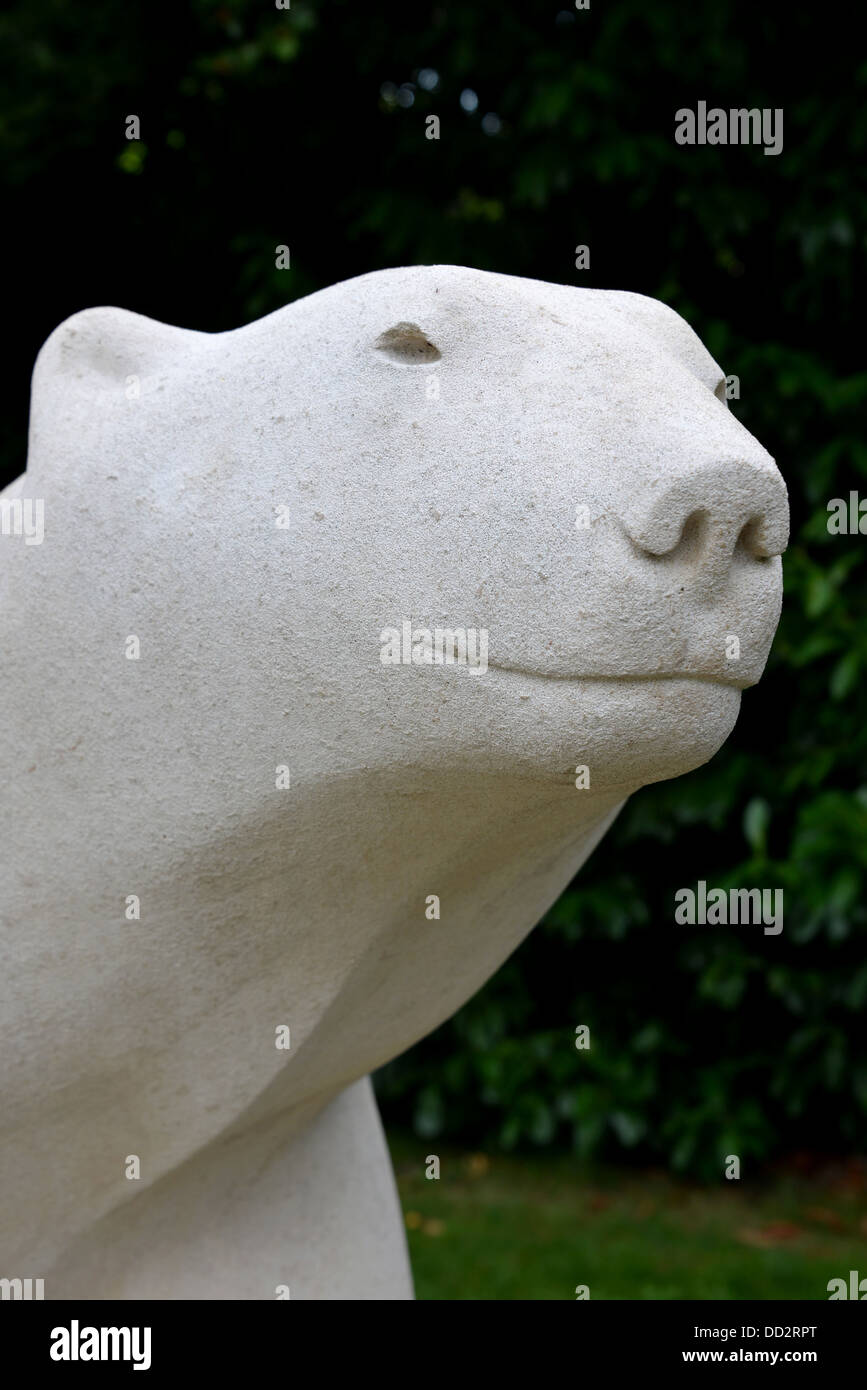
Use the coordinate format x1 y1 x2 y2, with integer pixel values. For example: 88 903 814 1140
387 1133 867 1300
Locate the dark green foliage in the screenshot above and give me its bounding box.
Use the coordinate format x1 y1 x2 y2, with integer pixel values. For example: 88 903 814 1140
2 0 864 1173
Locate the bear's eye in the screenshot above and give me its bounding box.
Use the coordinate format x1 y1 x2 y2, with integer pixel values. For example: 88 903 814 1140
374 322 441 364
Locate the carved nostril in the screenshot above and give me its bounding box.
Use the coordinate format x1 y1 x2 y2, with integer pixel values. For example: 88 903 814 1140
628 506 715 563
631 507 771 574
646 508 707 560
736 517 774 560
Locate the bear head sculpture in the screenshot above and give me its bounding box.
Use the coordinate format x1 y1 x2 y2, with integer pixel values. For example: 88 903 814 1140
0 265 788 1298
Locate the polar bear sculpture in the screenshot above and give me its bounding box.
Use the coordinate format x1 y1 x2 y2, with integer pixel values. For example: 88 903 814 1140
0 265 788 1299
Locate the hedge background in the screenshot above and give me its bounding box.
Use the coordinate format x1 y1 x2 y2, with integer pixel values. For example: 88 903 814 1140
2 0 865 1175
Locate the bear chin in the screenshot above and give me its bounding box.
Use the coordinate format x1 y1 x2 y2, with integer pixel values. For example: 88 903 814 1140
396 670 744 795
586 677 744 792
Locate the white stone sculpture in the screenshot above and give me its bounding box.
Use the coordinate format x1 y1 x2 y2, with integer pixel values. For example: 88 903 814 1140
0 265 788 1300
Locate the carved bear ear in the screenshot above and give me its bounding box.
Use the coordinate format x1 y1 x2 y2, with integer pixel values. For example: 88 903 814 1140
27 307 204 480
32 306 197 390
373 322 441 363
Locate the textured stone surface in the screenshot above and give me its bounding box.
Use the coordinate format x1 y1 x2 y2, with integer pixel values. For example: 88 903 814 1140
0 265 788 1298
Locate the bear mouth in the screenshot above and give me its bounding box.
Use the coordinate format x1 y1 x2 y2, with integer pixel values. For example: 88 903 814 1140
484 663 750 690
